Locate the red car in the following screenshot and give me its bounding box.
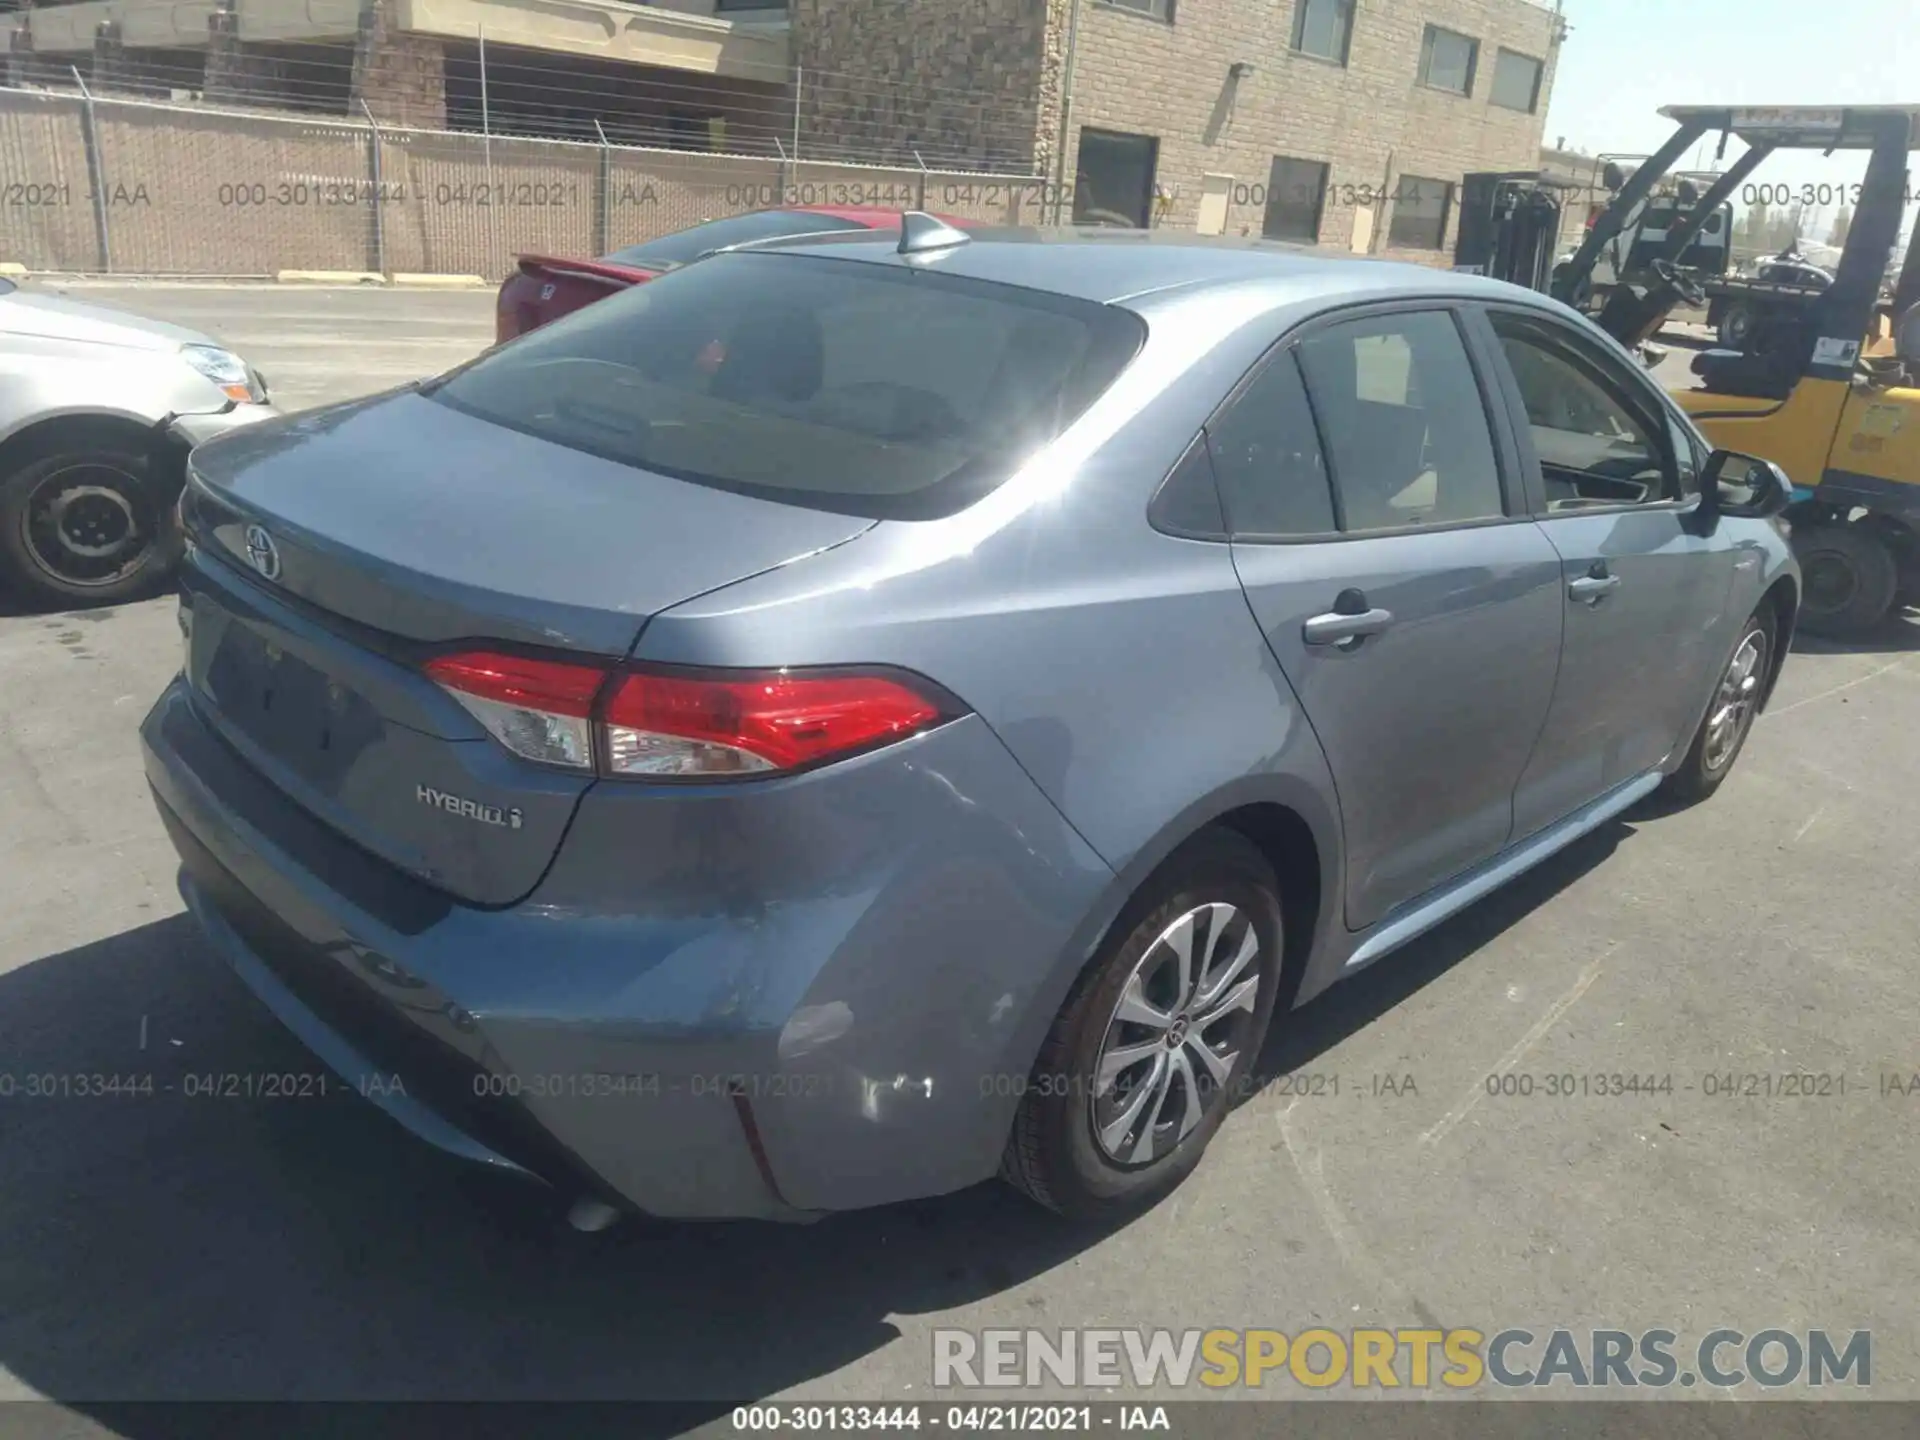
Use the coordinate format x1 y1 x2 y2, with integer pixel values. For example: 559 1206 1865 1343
495 206 972 343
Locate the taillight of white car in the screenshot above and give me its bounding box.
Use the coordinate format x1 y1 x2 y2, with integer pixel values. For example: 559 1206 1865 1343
423 650 959 778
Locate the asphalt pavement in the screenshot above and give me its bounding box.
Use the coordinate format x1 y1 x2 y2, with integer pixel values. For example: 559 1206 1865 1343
1 285 1917 1423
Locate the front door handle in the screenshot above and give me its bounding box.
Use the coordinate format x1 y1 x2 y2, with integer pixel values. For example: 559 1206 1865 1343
1568 572 1622 604
1303 606 1396 648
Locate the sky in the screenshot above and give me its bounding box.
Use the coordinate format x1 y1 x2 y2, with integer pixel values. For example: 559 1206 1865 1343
1545 0 1919 244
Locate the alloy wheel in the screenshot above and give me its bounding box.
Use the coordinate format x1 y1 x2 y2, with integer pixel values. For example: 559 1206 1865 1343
1704 627 1768 772
1088 902 1263 1166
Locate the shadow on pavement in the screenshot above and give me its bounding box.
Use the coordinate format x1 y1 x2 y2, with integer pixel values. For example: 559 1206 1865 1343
1791 608 1920 657
0 914 1107 1416
1245 820 1623 1089
0 824 1622 1426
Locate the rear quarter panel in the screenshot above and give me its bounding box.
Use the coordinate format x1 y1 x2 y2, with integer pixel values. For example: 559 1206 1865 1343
636 281 1351 1078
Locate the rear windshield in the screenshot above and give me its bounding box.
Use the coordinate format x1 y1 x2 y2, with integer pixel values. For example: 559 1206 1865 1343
428 250 1146 519
604 210 870 270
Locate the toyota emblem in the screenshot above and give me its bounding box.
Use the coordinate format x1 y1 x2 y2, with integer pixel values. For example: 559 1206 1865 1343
243 523 281 581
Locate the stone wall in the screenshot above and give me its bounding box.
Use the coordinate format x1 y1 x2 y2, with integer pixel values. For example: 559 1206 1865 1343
350 0 445 128
789 0 1051 171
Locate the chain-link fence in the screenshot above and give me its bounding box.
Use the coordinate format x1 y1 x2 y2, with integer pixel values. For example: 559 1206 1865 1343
0 83 1053 278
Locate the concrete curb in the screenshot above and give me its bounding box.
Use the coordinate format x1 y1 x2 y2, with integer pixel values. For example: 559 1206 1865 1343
276 270 385 285
0 263 27 278
391 273 490 287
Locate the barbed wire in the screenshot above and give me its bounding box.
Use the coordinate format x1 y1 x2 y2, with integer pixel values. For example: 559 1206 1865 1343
1 37 1041 170
2 0 1051 105
0 83 1040 175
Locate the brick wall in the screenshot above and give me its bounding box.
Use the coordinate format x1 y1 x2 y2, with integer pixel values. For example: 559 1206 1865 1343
790 0 1052 171
1065 0 1563 257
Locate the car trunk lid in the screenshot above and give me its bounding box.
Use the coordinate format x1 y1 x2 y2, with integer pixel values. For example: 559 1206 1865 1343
179 390 874 905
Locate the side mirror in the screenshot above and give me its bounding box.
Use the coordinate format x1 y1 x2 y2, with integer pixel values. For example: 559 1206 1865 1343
1703 450 1794 519
1602 161 1628 192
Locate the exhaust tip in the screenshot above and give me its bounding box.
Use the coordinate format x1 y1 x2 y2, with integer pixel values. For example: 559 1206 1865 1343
567 1197 622 1233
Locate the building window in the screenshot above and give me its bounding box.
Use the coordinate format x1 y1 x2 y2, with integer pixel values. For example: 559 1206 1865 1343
1490 48 1544 112
1101 0 1175 19
1263 156 1328 243
1418 25 1478 95
1291 0 1354 65
1389 175 1453 250
1075 129 1159 230
666 110 727 152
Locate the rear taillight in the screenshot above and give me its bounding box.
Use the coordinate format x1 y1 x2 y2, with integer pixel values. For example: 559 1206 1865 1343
425 650 956 779
424 651 603 770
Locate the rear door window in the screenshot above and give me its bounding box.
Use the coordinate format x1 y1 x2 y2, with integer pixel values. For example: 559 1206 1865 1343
1295 309 1507 531
429 251 1146 519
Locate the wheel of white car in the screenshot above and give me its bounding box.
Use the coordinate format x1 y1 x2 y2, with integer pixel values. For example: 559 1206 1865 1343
0 436 182 608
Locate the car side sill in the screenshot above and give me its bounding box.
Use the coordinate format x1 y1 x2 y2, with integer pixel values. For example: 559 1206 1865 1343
1344 769 1664 972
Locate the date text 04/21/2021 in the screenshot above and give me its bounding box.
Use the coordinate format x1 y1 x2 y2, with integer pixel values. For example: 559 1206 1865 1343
730 1406 1167 1432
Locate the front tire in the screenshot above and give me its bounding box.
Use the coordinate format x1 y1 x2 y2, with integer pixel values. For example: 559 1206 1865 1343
0 441 182 608
1663 608 1774 805
1002 829 1284 1221
1718 301 1755 349
1793 521 1897 637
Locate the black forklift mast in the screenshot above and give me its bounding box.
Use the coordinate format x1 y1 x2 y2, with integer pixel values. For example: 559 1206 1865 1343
1551 116 1711 308
1652 144 1773 268
1888 184 1920 321
1809 110 1914 380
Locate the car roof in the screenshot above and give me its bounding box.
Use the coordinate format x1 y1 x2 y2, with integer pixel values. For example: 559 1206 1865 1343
738 224 1541 311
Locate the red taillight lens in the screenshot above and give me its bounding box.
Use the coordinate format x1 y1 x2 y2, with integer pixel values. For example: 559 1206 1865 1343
602 669 949 777
425 651 953 778
425 651 606 771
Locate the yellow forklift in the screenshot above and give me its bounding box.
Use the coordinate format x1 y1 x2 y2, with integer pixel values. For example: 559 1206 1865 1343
1554 105 1920 635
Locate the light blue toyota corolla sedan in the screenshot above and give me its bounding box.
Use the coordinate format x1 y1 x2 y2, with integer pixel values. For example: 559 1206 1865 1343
143 217 1798 1226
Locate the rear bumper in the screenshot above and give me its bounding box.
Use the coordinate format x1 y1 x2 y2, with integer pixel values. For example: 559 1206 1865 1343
142 676 1113 1220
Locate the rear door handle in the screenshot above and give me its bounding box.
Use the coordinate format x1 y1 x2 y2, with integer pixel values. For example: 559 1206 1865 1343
1303 607 1395 648
1568 574 1622 603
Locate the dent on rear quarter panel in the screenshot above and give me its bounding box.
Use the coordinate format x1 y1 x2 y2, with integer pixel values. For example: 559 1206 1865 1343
527 715 1114 1211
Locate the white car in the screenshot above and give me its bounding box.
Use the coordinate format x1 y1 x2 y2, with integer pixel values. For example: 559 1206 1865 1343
0 276 277 607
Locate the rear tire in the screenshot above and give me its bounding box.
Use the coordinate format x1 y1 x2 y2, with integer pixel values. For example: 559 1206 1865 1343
1662 607 1775 806
1860 515 1920 608
1792 521 1897 637
0 440 182 608
1002 829 1284 1222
